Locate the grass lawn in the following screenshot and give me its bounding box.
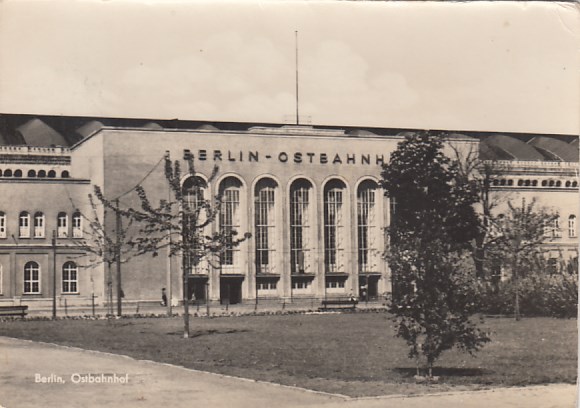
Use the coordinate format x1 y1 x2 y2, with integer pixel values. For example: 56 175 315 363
0 312 576 397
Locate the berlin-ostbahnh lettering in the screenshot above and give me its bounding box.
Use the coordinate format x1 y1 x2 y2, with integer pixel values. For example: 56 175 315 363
183 149 385 165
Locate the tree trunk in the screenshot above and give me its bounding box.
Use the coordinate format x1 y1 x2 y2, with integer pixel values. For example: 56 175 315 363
513 256 520 321
182 264 190 338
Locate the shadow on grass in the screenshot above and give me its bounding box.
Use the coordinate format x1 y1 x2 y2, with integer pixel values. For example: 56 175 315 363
394 367 493 377
166 329 250 338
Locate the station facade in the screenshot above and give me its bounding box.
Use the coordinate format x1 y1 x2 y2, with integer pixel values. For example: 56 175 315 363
0 115 577 309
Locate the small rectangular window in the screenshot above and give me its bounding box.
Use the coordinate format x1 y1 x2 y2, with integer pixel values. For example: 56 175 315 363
72 212 83 238
19 213 30 238
0 213 6 239
291 279 311 290
34 213 45 238
57 213 68 238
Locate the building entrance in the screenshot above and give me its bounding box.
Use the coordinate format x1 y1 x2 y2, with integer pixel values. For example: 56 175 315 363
220 277 243 305
359 275 380 301
188 277 208 303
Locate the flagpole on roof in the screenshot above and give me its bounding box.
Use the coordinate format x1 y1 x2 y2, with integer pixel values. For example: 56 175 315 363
295 30 299 126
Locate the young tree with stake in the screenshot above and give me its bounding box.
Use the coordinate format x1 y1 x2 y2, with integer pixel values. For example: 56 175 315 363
96 153 250 338
69 194 136 317
381 131 490 378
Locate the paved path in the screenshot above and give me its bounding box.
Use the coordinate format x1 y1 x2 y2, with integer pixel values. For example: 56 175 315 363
0 336 576 408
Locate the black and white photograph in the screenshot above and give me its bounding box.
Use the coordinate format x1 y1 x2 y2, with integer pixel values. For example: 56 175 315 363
0 1 577 407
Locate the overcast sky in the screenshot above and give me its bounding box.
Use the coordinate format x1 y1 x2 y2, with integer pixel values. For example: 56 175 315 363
0 1 578 135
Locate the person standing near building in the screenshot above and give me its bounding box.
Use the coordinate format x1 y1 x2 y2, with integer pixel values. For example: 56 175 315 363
161 288 167 306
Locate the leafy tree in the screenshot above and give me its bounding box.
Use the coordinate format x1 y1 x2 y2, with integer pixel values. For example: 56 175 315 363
96 153 250 338
484 198 558 320
380 131 490 378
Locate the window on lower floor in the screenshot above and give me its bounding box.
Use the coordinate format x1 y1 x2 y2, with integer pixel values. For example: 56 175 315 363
291 277 313 290
547 258 559 275
62 261 78 293
256 279 278 291
24 261 40 294
325 277 346 289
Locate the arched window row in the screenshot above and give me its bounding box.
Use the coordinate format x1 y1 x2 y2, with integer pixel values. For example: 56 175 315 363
0 211 82 239
492 178 577 188
0 169 70 179
543 214 578 239
181 174 386 278
22 261 79 295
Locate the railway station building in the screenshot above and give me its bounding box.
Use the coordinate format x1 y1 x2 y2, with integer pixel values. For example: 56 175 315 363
0 114 577 309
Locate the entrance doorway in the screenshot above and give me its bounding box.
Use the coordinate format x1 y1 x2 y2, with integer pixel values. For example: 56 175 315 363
188 277 208 303
359 275 380 300
220 277 243 305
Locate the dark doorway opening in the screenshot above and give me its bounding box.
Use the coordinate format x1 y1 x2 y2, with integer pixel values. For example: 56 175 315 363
188 277 208 303
359 275 380 300
220 277 243 305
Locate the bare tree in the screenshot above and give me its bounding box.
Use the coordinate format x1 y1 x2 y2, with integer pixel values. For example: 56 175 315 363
69 193 136 317
95 153 250 338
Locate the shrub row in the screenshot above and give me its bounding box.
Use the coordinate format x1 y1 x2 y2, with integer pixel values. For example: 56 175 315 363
476 273 578 318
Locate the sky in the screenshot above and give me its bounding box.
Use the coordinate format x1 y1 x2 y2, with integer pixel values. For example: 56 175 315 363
0 0 578 135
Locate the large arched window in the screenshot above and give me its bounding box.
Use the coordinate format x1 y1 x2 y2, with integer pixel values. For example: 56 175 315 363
24 261 40 294
255 178 278 274
289 179 314 274
324 179 347 273
219 177 242 269
357 180 380 273
0 211 6 239
569 215 577 238
57 212 68 238
62 262 78 293
19 211 30 238
34 212 45 238
182 176 207 273
72 211 82 238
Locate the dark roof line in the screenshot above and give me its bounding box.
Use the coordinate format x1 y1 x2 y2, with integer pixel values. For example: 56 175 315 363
0 113 577 162
0 112 576 140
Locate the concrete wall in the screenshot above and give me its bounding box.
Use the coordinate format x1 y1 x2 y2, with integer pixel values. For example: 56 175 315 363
73 127 479 304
